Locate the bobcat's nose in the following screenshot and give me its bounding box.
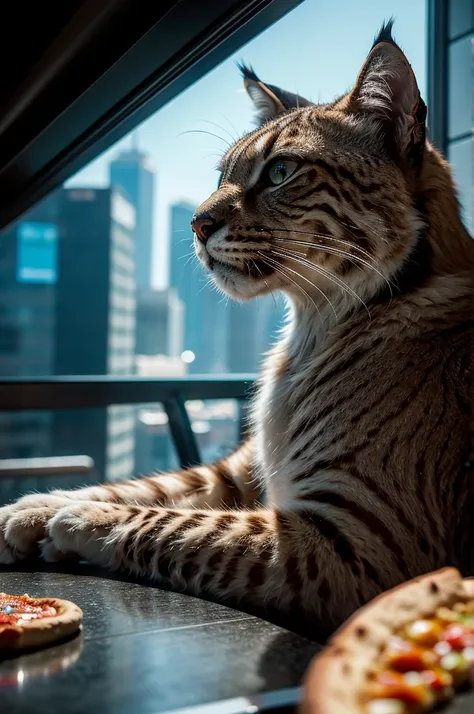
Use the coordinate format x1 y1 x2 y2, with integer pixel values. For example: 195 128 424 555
191 212 224 244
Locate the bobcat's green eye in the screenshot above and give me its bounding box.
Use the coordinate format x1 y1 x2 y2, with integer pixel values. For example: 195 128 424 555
266 159 298 186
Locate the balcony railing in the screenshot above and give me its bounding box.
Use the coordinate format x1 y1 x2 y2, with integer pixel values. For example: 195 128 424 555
0 455 95 477
0 375 256 468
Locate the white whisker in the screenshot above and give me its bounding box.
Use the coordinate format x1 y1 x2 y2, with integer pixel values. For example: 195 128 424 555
270 238 393 296
259 252 336 319
269 227 376 263
260 255 323 319
195 119 237 144
180 129 231 148
270 248 371 320
251 260 277 306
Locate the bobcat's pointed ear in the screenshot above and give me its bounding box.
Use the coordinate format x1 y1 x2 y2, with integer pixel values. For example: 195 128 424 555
348 21 426 157
238 63 313 126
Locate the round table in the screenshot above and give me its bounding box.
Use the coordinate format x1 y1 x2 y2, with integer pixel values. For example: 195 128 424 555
1 562 321 714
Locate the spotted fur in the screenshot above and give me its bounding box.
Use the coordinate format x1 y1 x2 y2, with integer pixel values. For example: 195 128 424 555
1 24 473 633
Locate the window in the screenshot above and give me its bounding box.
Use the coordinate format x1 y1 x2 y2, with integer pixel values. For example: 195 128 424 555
445 0 474 234
0 0 429 490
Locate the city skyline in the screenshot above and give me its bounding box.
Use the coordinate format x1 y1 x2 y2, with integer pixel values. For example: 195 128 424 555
0 178 267 485
1 0 471 503
0 187 138 484
66 0 427 289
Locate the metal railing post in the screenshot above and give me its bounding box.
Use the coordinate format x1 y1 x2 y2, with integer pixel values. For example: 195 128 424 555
163 394 201 468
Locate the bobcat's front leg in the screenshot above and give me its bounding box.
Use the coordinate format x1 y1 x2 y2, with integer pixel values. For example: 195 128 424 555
43 501 385 629
0 440 257 563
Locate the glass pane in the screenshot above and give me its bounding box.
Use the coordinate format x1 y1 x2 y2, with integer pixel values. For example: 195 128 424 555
0 0 428 381
447 36 473 141
448 137 474 234
186 399 240 463
0 1 429 497
135 404 179 476
0 399 242 505
0 404 182 505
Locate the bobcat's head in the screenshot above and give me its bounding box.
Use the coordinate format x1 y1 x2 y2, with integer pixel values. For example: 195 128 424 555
192 22 428 308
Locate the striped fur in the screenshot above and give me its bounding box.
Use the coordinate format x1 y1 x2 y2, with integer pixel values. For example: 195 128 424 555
1 24 473 632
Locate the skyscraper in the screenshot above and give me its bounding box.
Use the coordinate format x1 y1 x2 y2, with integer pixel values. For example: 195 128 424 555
135 287 184 357
0 191 60 466
169 201 198 302
226 295 287 373
0 192 59 379
169 201 199 365
54 187 137 481
169 201 229 373
110 143 155 289
169 201 222 373
0 186 138 488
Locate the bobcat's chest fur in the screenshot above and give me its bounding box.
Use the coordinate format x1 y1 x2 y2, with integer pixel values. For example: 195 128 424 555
252 316 334 507
253 354 293 502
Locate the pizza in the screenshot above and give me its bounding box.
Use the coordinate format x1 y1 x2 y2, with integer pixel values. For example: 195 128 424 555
301 568 474 714
0 592 82 652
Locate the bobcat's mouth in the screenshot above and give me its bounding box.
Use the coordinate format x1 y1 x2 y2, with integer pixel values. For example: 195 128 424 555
202 251 274 299
208 253 272 279
199 243 244 276
206 255 220 272
195 234 275 299
205 253 235 275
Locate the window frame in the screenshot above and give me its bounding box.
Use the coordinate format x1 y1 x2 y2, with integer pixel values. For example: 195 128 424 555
0 0 303 232
427 0 448 152
0 376 254 468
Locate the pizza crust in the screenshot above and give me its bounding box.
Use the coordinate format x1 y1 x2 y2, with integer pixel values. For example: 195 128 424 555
301 568 473 714
0 596 82 652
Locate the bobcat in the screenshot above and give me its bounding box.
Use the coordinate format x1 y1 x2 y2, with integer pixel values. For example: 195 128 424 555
1 23 473 633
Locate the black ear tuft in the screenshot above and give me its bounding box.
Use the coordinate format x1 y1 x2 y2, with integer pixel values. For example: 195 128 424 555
238 61 314 126
237 62 260 83
349 20 425 158
371 18 396 49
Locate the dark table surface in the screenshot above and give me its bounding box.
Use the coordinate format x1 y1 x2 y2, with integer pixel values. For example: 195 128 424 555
2 565 474 714
0 563 322 714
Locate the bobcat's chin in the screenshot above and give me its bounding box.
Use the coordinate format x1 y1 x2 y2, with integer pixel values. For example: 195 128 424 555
195 236 272 301
210 259 270 301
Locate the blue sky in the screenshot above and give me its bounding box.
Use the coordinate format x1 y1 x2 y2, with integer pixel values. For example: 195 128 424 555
68 0 427 288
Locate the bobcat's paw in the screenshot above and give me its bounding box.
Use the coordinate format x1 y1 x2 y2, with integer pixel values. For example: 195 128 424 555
46 502 131 566
0 493 72 564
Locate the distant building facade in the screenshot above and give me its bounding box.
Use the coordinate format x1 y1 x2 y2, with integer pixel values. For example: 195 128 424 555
169 201 228 373
0 192 59 465
110 147 155 289
136 287 184 358
54 187 137 481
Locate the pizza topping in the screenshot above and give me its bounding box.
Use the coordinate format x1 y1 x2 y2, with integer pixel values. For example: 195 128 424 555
440 622 474 649
419 668 453 692
385 637 436 672
462 646 474 663
0 593 57 626
367 670 434 709
364 597 474 713
366 699 407 714
438 651 468 686
404 620 442 648
433 640 451 657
